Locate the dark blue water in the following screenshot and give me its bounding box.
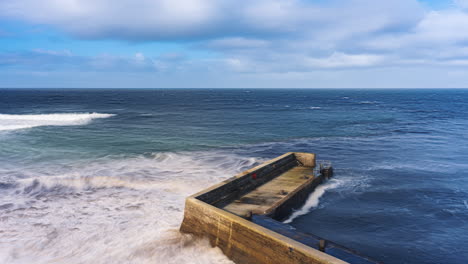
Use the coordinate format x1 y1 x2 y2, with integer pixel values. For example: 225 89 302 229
0 89 467 264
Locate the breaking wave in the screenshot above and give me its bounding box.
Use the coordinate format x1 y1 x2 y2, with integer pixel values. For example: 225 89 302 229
0 113 115 131
283 179 343 224
0 150 262 264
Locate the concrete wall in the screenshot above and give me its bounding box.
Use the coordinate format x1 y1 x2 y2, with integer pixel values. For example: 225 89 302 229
180 198 348 264
179 152 349 264
294 152 316 167
196 153 298 208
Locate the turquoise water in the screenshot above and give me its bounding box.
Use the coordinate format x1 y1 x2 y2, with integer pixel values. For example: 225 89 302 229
0 89 467 263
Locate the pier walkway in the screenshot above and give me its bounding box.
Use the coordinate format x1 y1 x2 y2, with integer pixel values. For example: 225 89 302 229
223 166 315 218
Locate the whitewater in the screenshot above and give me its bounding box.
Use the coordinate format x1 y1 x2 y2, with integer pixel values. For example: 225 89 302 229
0 113 339 264
283 179 342 224
0 113 115 131
0 151 262 264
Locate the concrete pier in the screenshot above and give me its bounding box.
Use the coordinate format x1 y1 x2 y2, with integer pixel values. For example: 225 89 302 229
180 152 376 264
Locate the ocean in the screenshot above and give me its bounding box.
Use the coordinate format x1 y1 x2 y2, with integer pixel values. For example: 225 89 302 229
0 88 467 264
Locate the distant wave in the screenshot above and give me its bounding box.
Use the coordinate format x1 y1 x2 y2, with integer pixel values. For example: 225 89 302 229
0 113 115 131
283 179 342 224
309 107 322 110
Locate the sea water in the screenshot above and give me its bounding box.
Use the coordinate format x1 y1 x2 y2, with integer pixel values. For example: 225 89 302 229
0 88 467 264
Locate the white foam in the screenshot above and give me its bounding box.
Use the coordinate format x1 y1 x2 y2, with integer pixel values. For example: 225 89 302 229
0 113 115 131
283 179 342 224
369 161 468 174
358 101 379 105
0 151 261 264
309 107 322 110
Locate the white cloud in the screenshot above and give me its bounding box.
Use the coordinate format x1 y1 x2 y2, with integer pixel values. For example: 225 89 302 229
205 38 270 50
364 9 468 63
3 0 468 85
455 0 468 9
0 0 428 70
32 49 73 56
0 0 423 41
305 52 384 68
0 0 222 39
415 10 468 43
0 49 177 72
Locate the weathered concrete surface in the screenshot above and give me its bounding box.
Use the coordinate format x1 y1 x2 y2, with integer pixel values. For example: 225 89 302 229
180 152 347 264
196 152 298 208
180 198 348 264
223 166 315 218
252 216 379 264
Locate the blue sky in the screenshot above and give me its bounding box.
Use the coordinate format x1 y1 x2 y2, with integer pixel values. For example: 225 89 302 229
1 0 468 88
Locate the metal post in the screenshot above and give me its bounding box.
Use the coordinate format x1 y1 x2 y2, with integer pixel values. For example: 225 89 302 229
319 240 327 252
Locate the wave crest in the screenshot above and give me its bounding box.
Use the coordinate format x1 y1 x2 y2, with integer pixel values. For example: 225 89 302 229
0 113 115 131
0 150 256 263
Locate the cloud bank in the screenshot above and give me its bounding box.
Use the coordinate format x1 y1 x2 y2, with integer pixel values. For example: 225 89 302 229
0 0 424 41
1 0 468 87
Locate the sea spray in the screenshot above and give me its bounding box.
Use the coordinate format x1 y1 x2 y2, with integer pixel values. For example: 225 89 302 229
0 150 258 264
283 179 342 224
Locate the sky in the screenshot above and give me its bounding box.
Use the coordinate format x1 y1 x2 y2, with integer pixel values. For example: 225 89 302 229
1 0 468 88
